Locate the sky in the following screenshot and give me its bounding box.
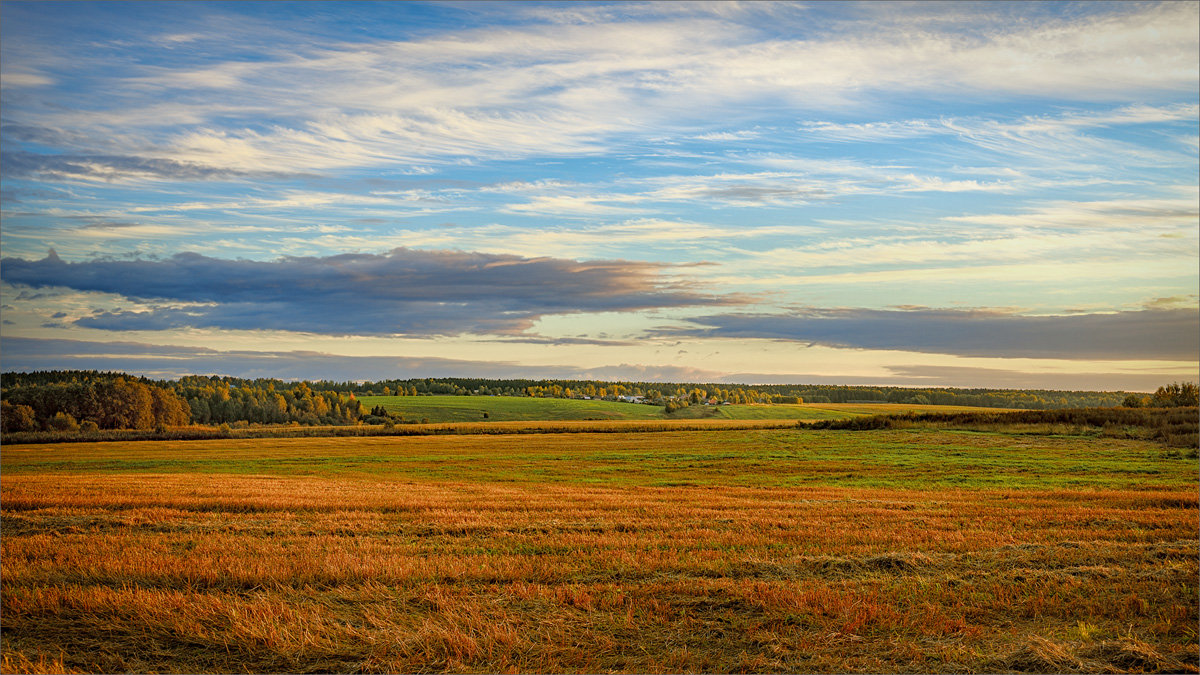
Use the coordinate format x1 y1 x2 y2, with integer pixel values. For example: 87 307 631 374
1 0 1197 391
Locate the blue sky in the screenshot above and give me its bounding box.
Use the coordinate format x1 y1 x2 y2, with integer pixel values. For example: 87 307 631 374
1 0 1197 390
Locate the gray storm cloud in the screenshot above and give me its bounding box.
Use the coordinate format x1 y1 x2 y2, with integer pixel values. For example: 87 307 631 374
663 307 1200 361
0 337 725 383
1 248 737 337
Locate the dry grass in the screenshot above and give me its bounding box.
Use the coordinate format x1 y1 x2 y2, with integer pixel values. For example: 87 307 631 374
1 417 804 445
0 650 80 674
1 429 1197 673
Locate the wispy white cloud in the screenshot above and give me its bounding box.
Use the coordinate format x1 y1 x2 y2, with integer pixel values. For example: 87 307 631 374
693 130 762 142
798 104 1200 173
501 194 646 217
265 219 809 261
944 191 1200 230
480 179 577 194
9 3 1195 176
730 220 1197 279
801 105 1200 142
0 70 54 88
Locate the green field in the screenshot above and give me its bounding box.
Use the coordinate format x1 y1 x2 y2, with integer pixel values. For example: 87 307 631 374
0 428 1193 491
358 394 665 422
680 401 1014 420
357 395 1007 423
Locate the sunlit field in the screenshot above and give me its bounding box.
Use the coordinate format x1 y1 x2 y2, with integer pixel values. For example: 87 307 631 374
357 395 1008 423
2 428 1196 673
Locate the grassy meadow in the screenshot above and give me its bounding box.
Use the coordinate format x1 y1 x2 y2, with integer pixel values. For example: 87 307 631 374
2 426 1197 673
356 395 1003 423
358 395 666 422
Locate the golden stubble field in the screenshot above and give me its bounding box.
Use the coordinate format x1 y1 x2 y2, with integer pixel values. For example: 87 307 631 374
1 428 1197 673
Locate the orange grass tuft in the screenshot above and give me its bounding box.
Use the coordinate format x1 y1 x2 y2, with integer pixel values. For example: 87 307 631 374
0 650 80 675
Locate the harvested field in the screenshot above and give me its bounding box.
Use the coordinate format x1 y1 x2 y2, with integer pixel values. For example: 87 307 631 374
1 428 1196 673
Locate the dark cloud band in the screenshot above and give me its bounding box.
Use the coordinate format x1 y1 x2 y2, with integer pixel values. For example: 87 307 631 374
1 248 736 337
662 308 1200 361
0 337 720 383
0 149 307 182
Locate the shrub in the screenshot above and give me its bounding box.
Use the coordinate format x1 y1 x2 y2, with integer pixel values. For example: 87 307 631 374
1151 382 1199 407
47 412 80 432
1122 394 1145 408
800 406 1198 448
1 401 38 433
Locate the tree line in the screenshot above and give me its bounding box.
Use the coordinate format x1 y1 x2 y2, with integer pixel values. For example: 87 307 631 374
3 370 1194 433
1 374 189 433
803 405 1199 450
1 371 361 432
341 377 1133 409
1122 382 1199 408
172 375 362 426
